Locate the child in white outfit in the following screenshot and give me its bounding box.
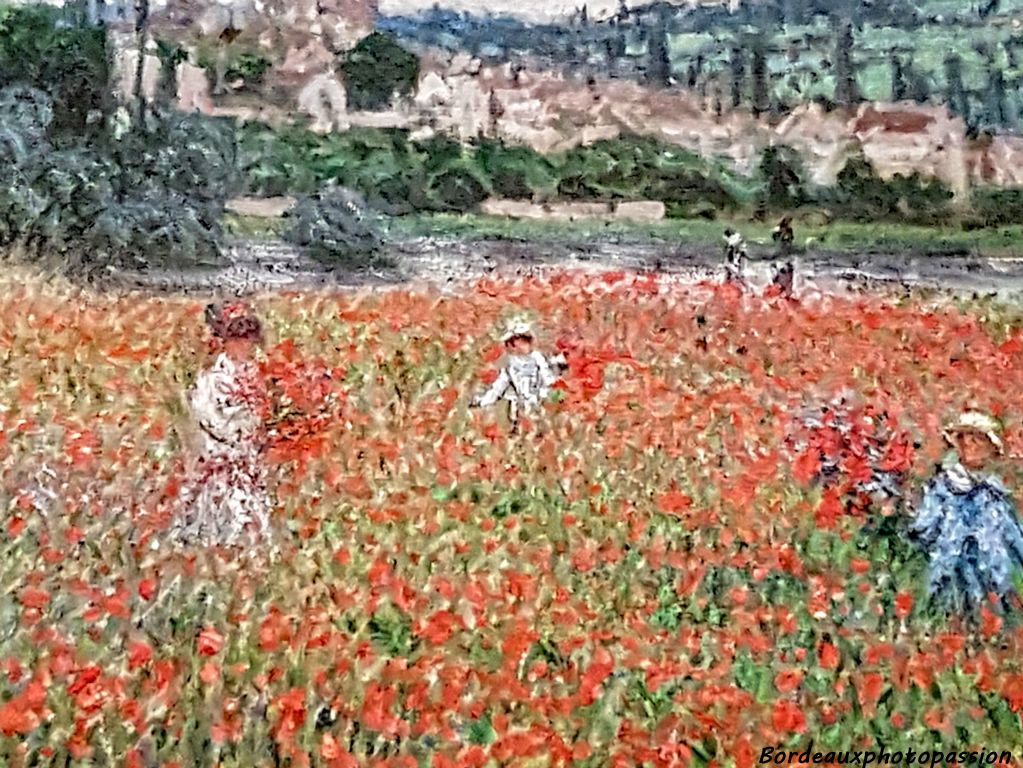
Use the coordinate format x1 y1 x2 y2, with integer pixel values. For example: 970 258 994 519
471 320 561 427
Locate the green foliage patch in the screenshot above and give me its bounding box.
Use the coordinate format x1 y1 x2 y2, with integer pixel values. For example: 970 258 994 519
0 4 108 133
341 32 421 112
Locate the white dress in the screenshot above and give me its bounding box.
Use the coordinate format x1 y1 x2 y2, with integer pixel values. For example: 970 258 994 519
724 232 748 283
171 353 272 548
475 351 558 423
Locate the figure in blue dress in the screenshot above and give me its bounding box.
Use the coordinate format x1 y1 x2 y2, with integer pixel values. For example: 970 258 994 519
910 411 1023 616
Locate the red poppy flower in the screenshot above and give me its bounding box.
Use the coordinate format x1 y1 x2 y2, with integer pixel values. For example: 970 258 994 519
771 699 806 733
196 627 224 657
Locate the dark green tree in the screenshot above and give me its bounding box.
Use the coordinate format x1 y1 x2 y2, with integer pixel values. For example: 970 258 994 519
833 18 859 107
133 0 151 127
0 5 110 134
342 32 421 112
645 7 673 88
155 40 188 110
0 84 228 274
729 43 746 108
985 52 1007 129
87 189 222 271
890 53 908 101
944 53 970 126
751 38 771 116
831 150 952 224
758 145 805 209
906 54 931 103
979 0 1002 18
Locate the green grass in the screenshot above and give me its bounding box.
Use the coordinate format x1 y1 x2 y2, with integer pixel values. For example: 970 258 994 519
224 209 1023 257
222 213 287 239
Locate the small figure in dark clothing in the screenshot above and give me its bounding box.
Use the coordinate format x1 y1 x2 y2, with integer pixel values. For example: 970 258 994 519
772 216 794 255
772 259 796 298
722 228 748 287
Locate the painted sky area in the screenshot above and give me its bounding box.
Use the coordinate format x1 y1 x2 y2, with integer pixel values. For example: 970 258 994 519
11 0 721 24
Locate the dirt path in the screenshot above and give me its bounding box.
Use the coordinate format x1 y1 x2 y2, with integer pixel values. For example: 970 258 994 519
106 236 1023 301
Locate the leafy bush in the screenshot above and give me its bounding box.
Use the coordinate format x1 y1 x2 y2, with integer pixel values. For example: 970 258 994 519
828 151 953 224
0 139 117 260
334 128 428 214
412 135 490 212
0 85 53 166
0 87 225 274
646 168 738 219
237 125 321 197
240 123 973 224
341 32 420 112
425 167 489 212
555 136 659 201
129 112 242 213
554 135 741 216
970 188 1023 227
19 147 117 250
86 189 222 271
240 127 751 217
195 46 273 90
473 140 557 200
282 186 385 268
0 5 109 133
225 51 272 86
240 125 488 215
758 145 806 210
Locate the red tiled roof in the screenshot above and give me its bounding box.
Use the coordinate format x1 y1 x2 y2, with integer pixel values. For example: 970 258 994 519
854 108 934 135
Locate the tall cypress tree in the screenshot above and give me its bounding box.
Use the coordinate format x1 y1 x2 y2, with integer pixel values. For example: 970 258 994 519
133 0 150 127
751 38 770 116
646 6 673 88
979 0 1002 18
729 43 746 108
944 53 970 125
986 52 1007 128
833 17 859 107
890 52 908 101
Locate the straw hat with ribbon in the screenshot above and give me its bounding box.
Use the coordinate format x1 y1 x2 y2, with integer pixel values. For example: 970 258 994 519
500 318 535 344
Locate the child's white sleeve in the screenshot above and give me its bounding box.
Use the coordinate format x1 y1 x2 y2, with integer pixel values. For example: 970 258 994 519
536 352 557 389
476 367 510 407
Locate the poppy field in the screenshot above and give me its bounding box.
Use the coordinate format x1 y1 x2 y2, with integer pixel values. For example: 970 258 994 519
2 270 1023 767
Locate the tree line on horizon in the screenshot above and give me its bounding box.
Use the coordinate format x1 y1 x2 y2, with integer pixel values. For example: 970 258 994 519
379 0 1023 135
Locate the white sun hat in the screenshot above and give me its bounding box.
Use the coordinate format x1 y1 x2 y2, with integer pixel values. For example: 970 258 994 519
501 319 535 343
943 411 1004 453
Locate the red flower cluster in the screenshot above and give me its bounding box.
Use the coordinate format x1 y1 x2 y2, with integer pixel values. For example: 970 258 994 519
0 273 1021 765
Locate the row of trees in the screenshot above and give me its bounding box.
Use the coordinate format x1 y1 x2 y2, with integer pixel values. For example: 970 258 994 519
383 3 1023 132
239 122 968 227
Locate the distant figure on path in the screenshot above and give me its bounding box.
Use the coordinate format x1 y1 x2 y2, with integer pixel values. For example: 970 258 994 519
471 318 560 429
772 216 794 256
772 259 795 299
723 228 748 287
171 302 274 550
910 411 1023 616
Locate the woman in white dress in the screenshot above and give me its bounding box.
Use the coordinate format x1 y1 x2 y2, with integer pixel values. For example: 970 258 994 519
170 302 274 549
